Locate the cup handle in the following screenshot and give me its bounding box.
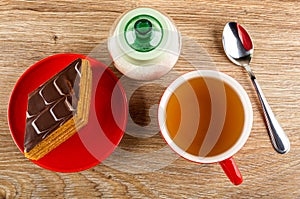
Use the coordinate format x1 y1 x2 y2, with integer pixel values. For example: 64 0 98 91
219 156 243 185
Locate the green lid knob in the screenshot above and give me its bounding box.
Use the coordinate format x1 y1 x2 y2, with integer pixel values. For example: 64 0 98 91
134 19 153 39
124 15 163 52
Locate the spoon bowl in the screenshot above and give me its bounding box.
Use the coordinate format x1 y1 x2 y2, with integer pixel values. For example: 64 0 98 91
222 22 290 154
222 22 253 67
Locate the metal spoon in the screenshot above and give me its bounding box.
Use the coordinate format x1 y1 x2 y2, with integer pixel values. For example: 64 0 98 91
222 22 290 154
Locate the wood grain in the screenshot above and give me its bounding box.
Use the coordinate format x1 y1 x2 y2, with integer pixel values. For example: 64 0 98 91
1 0 300 198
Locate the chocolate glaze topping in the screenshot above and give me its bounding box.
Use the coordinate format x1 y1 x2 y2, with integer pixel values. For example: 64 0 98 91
24 59 82 152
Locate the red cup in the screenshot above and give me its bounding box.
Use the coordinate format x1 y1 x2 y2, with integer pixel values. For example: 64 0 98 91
158 70 253 185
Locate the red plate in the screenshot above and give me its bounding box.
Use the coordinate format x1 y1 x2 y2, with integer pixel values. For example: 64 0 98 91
8 54 128 172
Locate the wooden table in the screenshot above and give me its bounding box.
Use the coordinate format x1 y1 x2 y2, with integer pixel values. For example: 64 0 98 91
1 0 299 198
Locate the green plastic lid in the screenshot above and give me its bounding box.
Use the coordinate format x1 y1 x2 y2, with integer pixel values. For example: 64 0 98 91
124 15 163 52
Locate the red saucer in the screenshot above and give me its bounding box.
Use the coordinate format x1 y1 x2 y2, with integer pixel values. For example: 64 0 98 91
8 54 128 172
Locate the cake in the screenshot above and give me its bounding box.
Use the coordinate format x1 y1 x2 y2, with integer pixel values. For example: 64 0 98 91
24 58 92 160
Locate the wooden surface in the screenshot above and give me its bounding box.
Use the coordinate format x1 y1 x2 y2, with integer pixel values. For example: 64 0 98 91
1 0 300 198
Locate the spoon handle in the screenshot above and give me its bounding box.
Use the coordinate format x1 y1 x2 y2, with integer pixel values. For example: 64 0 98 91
246 67 290 154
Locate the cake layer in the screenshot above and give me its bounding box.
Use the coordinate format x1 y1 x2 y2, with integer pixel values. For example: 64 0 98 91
24 58 92 160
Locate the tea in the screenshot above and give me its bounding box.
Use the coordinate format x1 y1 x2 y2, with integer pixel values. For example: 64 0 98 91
166 76 245 157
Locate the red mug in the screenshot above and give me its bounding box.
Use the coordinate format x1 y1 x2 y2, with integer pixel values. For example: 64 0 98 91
158 70 253 185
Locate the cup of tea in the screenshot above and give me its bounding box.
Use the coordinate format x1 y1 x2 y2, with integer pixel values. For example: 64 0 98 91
158 70 253 185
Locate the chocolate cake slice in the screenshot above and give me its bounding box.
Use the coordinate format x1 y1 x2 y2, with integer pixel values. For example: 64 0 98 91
24 58 92 160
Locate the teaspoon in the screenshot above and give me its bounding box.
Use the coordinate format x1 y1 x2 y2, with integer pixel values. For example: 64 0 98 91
222 22 290 154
